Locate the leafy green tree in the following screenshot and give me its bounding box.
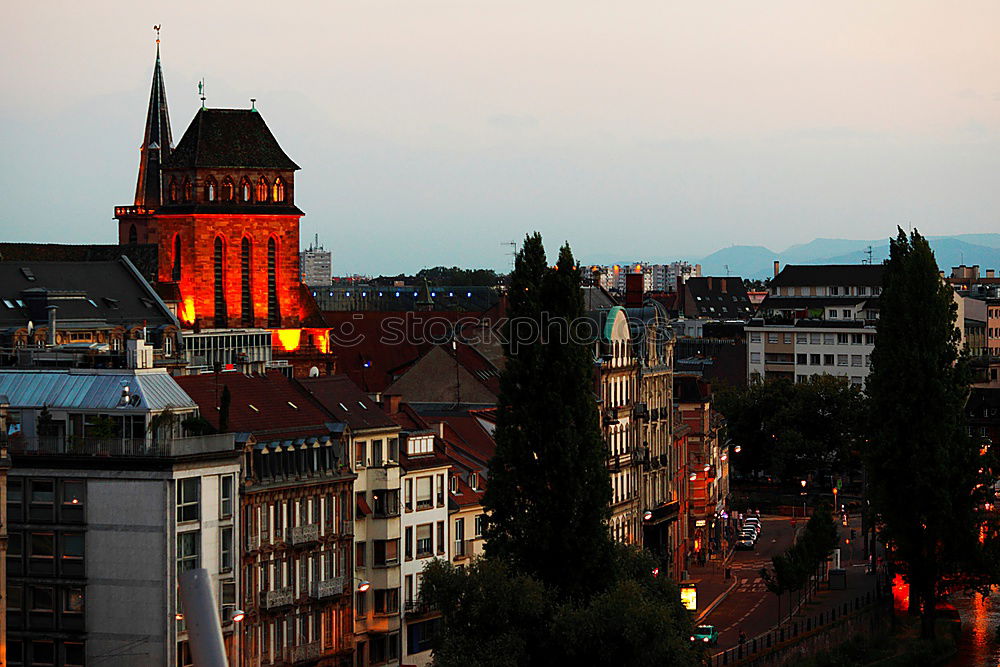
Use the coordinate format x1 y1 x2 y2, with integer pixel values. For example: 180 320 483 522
483 234 612 600
424 234 698 666
865 228 997 638
716 376 866 481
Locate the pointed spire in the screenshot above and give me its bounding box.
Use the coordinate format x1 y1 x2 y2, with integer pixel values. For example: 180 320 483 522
134 27 173 209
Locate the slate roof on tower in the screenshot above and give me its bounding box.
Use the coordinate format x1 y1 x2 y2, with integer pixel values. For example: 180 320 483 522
164 108 300 170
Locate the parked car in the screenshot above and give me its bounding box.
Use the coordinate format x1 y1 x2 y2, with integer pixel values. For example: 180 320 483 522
691 625 719 645
739 528 758 542
736 537 755 550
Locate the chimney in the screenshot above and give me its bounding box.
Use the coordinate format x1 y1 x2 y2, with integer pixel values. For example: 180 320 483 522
720 278 727 293
987 269 995 278
707 277 713 290
436 422 445 439
384 394 401 415
46 305 57 346
773 260 780 278
625 273 644 307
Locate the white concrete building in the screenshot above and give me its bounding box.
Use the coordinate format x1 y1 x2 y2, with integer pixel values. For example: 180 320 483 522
399 429 451 667
0 368 241 667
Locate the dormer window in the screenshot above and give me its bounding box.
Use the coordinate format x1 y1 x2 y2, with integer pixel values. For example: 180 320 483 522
450 476 458 494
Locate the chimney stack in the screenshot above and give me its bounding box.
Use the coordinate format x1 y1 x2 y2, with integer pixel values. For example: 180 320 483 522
773 260 780 278
987 269 996 278
707 276 713 290
384 394 401 415
721 278 727 293
625 273 644 307
46 305 57 346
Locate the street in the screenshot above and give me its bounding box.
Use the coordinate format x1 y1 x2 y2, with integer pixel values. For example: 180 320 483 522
703 514 798 651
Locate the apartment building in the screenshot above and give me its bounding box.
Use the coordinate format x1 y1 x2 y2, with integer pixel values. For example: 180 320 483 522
299 377 405 667
625 302 681 569
592 305 642 545
176 371 356 667
0 367 240 667
675 375 728 568
746 264 884 386
383 403 451 667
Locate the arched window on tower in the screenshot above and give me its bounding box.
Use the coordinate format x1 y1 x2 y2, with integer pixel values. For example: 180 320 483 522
183 177 193 202
128 224 137 245
172 234 182 282
221 177 235 201
214 236 228 327
272 177 285 203
169 178 178 203
241 237 254 327
205 177 217 202
267 237 281 327
257 177 269 203
241 178 252 202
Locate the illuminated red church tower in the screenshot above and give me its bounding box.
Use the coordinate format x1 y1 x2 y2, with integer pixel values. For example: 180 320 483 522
116 43 305 329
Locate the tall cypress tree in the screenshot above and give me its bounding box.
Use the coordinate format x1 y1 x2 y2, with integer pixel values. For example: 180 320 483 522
866 228 992 638
483 234 612 600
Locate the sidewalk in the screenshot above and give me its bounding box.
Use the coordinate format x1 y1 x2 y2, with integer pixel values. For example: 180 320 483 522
688 551 738 623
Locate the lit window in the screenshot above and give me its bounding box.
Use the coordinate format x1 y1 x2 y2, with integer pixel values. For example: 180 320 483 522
257 177 269 202
273 177 285 202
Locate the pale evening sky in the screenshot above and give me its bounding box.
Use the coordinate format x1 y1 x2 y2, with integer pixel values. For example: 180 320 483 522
1 1 998 273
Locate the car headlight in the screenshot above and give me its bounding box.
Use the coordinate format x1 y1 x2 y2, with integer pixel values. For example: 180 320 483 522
690 636 695 641
703 637 709 642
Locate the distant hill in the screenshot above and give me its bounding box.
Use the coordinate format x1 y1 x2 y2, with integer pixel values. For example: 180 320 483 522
698 234 1000 279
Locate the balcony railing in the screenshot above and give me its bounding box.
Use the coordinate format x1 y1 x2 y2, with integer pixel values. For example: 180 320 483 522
287 524 319 546
284 641 321 663
263 587 294 610
247 533 270 550
453 539 476 559
8 434 236 458
312 577 345 599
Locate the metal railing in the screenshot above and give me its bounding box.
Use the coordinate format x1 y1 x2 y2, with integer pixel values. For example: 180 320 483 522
287 524 319 546
312 577 345 599
453 539 475 558
262 586 294 609
8 434 235 457
707 590 882 666
284 641 321 663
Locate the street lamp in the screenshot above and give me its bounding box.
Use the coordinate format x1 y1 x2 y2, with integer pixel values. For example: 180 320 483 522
734 445 742 454
356 579 371 593
800 479 807 518
231 609 245 623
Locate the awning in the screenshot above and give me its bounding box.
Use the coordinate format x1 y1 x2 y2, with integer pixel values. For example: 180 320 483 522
356 494 372 517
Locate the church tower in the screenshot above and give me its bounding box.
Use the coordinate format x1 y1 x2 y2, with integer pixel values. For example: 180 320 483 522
116 42 305 329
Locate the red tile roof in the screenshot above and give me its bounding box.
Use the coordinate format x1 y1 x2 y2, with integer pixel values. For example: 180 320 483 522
298 375 398 431
175 370 332 439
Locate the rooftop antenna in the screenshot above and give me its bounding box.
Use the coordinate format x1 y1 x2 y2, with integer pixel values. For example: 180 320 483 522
724 264 730 276
250 98 257 112
198 79 206 109
154 24 161 46
501 241 517 270
862 245 873 265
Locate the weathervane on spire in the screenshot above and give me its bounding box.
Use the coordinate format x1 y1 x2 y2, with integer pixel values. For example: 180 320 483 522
199 79 206 109
154 24 161 45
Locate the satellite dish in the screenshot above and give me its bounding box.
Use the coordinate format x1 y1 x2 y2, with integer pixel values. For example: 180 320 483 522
309 366 320 378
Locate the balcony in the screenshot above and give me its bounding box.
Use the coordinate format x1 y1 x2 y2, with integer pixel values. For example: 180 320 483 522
312 577 345 599
8 434 236 458
453 539 475 559
287 524 319 546
247 533 270 551
284 641 322 663
263 587 294 610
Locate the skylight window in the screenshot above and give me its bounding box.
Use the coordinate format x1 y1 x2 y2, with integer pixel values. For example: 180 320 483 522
358 401 368 410
339 402 348 411
287 401 298 409
249 404 259 412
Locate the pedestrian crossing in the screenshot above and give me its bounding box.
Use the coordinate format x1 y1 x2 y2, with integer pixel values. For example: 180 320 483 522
735 576 768 593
